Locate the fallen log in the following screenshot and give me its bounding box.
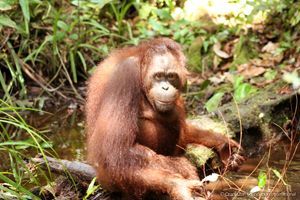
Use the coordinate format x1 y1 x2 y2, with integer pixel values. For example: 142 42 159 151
32 155 96 181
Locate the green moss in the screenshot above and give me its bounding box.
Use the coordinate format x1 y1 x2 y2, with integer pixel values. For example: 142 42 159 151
185 116 235 167
185 144 215 167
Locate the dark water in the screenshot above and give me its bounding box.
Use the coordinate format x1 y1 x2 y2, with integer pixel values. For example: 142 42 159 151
43 109 300 199
230 140 300 199
30 107 87 162
2 107 299 199
49 121 86 161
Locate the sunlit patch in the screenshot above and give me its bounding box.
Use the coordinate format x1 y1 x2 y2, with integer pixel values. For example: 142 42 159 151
172 0 273 27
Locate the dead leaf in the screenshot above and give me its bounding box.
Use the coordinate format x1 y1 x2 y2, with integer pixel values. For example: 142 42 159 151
223 39 237 55
252 79 274 87
238 63 266 78
295 56 300 68
262 42 279 54
187 72 204 84
213 55 221 69
224 72 234 83
273 54 284 63
252 23 264 33
281 64 294 72
278 85 293 95
252 56 277 67
220 62 232 70
251 58 274 67
208 74 226 85
213 42 230 59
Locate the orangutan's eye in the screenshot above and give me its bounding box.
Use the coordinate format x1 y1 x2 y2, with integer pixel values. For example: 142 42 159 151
154 72 165 80
167 73 178 81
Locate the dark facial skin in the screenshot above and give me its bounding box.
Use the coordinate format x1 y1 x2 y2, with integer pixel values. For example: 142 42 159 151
145 53 182 112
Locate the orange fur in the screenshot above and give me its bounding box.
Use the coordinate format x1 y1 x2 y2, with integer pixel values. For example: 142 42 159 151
86 38 243 199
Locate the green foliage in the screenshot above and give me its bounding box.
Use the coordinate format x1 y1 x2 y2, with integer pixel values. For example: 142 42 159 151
0 101 54 198
204 75 258 112
233 76 257 102
264 69 277 80
84 177 100 200
257 170 267 188
0 0 214 100
0 0 118 100
0 1 17 11
110 1 135 35
249 0 300 55
0 0 299 101
204 92 224 112
135 1 206 46
272 168 288 186
0 15 18 29
230 35 258 70
250 0 300 27
0 41 27 101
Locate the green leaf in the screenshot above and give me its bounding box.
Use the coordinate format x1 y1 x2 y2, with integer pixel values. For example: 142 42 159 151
0 15 18 29
57 20 68 31
70 33 79 40
154 8 172 20
72 0 112 9
199 80 210 91
0 141 35 149
54 31 66 41
85 19 110 33
149 19 164 31
0 1 14 11
204 92 225 112
234 83 257 102
272 169 288 186
84 177 100 200
139 3 154 19
19 0 30 22
24 35 53 62
233 76 257 102
149 19 170 35
258 170 267 188
0 173 37 197
70 51 77 83
264 69 277 80
41 141 53 149
0 70 13 104
77 51 87 72
233 76 244 89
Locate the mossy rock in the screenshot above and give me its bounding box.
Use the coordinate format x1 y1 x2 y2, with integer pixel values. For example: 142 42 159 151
185 116 234 168
185 144 215 167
